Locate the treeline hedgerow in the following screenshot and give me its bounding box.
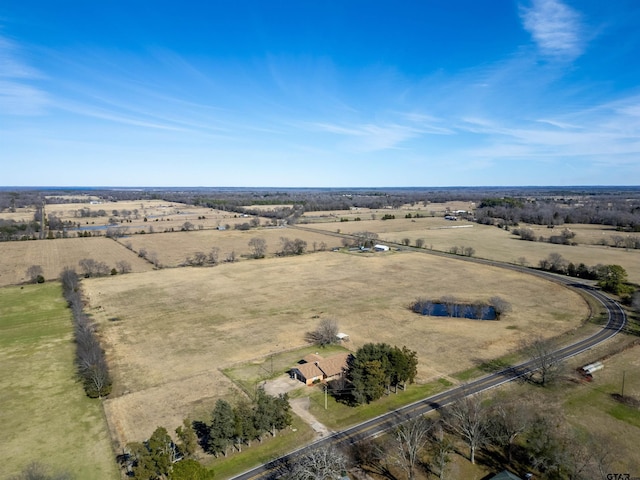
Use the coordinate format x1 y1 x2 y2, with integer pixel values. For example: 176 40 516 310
60 268 112 398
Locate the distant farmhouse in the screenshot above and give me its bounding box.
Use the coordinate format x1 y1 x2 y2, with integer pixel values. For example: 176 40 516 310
291 352 350 386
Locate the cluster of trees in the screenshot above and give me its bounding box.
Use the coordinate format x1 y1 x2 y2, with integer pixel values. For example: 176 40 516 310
202 390 292 457
448 245 475 257
183 247 222 266
61 268 112 398
351 386 613 480
476 193 640 231
0 219 41 241
537 254 632 296
512 226 577 245
124 422 213 480
346 343 418 404
279 237 307 256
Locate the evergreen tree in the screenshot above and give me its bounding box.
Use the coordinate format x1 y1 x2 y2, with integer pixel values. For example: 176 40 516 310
209 399 235 456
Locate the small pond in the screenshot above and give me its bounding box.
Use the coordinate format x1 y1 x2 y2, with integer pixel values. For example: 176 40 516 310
413 303 497 320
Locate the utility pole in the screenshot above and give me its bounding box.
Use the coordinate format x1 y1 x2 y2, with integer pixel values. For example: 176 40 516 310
324 384 328 410
622 370 626 398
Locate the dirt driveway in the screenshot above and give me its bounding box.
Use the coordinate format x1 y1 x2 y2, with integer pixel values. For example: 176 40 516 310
263 376 332 438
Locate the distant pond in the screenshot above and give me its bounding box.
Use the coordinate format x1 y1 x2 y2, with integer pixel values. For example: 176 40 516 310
413 302 497 320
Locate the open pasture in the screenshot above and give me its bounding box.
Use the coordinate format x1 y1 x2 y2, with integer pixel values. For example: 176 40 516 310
300 200 475 223
83 251 587 447
0 237 153 287
0 283 118 479
116 226 344 267
308 218 640 284
43 199 261 235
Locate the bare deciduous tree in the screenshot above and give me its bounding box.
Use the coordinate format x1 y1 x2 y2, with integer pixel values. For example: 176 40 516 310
415 238 425 248
192 251 207 266
387 416 432 480
305 318 339 347
115 260 131 274
489 296 511 320
442 392 490 464
440 295 457 317
522 335 564 386
208 246 220 265
78 258 110 277
248 237 267 259
489 396 534 463
26 264 44 283
429 421 454 480
287 445 348 480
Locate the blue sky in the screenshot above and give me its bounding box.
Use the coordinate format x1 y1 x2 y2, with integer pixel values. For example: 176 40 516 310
1 1 639 187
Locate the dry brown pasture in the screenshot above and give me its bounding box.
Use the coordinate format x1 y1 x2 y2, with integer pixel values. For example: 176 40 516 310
307 217 640 284
300 201 475 223
83 251 587 448
41 199 265 234
115 227 344 267
0 199 273 238
0 237 153 286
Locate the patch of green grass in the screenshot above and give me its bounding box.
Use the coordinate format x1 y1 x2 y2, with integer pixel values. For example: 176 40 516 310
438 377 454 387
452 353 521 381
307 380 449 430
452 367 481 382
202 414 314 479
608 403 640 428
0 283 118 479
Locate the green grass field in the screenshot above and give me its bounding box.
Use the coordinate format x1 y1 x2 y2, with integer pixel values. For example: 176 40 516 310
0 283 118 479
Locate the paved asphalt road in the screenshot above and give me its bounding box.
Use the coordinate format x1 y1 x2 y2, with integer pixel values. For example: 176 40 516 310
231 230 628 480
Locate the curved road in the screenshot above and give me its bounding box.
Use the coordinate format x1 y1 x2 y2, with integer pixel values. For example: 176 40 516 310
232 229 628 480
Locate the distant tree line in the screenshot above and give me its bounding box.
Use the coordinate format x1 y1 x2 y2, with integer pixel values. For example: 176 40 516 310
476 195 640 231
60 268 112 398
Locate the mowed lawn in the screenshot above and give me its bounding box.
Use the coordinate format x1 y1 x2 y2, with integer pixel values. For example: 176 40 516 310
0 283 118 479
83 250 588 449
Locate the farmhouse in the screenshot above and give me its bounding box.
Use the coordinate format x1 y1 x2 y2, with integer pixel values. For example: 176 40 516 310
291 352 350 386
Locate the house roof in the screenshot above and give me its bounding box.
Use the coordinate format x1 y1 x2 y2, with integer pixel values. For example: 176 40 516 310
302 353 323 364
317 352 350 378
295 362 324 381
294 352 350 381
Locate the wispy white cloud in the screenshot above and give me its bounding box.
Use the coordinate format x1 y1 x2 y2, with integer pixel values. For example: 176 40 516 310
0 34 49 115
520 0 584 59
